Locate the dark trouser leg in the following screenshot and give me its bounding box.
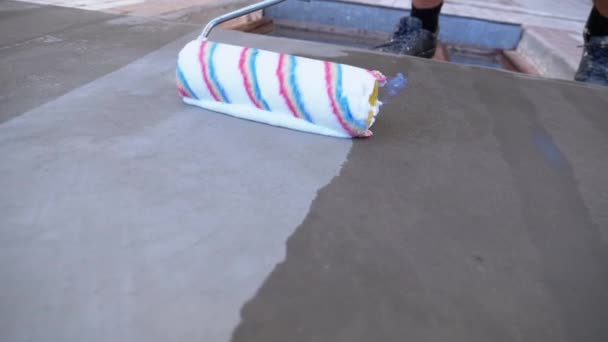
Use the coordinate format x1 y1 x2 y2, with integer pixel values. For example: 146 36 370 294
411 0 443 34
575 1 608 86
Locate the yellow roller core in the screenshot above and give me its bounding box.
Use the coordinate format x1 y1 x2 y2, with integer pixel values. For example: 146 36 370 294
366 80 380 127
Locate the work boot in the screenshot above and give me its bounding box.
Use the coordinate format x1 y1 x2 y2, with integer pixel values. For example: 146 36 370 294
374 17 438 58
574 35 608 87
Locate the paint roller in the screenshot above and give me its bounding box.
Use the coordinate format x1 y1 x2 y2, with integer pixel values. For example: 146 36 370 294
176 0 390 138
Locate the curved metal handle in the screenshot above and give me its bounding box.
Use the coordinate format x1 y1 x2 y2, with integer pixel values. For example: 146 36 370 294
198 0 287 40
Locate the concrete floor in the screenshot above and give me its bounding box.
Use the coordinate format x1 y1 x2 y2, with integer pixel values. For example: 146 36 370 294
2 1 608 342
354 0 590 29
349 0 593 79
12 0 594 79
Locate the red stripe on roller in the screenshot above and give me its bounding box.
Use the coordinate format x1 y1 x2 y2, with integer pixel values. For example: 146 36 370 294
324 61 357 137
199 41 221 102
239 48 260 109
276 54 300 119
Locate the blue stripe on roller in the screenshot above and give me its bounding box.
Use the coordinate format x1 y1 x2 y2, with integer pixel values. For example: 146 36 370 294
288 55 314 123
209 43 231 103
177 65 199 100
336 64 367 129
250 49 271 111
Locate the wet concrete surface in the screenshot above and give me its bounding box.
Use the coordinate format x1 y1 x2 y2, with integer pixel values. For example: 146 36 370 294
230 51 608 342
2 2 608 341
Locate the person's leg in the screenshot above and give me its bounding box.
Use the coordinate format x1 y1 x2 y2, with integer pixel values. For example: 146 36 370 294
411 0 443 33
575 0 608 86
586 0 608 39
374 1 443 58
594 0 608 16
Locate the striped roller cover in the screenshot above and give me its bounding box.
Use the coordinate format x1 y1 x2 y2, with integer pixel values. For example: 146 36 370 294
176 39 387 138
